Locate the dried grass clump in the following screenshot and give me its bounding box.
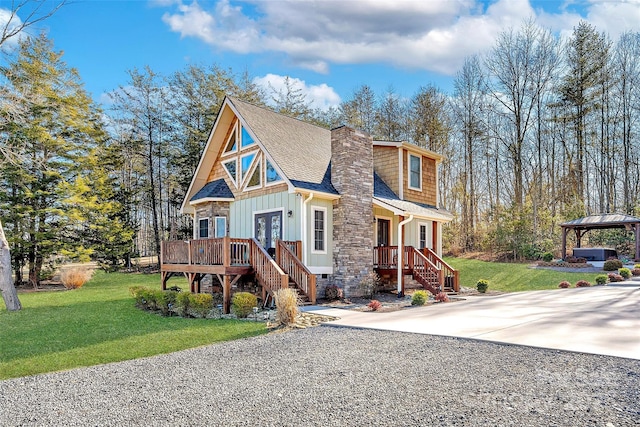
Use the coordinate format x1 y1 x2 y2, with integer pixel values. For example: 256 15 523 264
274 288 299 326
60 268 93 289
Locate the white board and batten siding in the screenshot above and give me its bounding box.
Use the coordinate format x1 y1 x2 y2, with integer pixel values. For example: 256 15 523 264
228 192 334 270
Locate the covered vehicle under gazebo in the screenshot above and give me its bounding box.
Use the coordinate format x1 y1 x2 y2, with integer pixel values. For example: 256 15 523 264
560 214 640 262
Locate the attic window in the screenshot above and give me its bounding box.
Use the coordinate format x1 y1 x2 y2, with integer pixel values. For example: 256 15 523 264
265 159 283 184
246 161 262 190
240 151 257 182
241 126 255 148
224 128 237 154
222 158 237 186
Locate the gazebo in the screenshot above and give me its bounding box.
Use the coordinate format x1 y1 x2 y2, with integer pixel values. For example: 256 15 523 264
560 214 640 262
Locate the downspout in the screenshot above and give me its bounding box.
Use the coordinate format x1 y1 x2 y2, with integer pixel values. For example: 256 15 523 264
397 214 414 297
302 192 314 265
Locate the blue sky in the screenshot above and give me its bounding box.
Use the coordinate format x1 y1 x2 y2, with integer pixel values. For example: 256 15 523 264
5 0 640 110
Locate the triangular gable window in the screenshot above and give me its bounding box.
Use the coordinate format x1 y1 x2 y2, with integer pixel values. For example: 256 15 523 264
246 160 262 190
241 126 256 148
224 128 237 154
222 158 237 186
265 159 283 184
240 151 257 183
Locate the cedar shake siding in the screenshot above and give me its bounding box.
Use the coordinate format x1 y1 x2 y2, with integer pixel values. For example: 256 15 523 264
403 150 437 206
331 126 374 296
373 145 400 196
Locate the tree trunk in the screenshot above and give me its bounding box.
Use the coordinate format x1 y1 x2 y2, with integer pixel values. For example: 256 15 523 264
0 220 22 311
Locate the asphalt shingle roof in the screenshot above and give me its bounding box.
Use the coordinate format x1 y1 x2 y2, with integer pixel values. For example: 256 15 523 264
190 178 234 202
228 97 331 188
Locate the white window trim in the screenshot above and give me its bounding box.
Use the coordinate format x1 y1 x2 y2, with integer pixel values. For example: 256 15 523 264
222 158 238 187
239 150 259 187
264 157 284 187
221 121 238 157
375 215 393 246
198 217 210 239
418 222 430 250
311 206 327 254
214 216 227 238
243 152 263 191
408 152 422 191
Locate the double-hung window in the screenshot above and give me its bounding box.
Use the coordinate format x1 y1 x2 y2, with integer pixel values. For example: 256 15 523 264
312 207 326 253
198 218 209 238
408 153 422 190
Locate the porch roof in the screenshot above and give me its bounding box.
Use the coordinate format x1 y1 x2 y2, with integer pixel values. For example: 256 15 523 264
190 178 234 204
373 173 453 222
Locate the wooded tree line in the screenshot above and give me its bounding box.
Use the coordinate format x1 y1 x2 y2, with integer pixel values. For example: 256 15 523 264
2 20 640 288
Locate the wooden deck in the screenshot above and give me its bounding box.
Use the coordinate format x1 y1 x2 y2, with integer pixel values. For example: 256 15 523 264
160 237 314 313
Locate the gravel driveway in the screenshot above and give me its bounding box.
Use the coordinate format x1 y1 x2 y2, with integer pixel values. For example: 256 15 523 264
1 327 638 426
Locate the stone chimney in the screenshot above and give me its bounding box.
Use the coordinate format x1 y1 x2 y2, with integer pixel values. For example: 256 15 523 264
330 126 374 296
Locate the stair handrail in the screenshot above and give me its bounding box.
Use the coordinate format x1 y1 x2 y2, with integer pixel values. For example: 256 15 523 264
410 247 442 295
250 238 289 301
276 239 316 304
420 247 459 292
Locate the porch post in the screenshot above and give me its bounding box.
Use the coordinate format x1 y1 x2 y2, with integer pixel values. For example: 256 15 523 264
432 221 438 253
397 214 414 298
635 224 640 262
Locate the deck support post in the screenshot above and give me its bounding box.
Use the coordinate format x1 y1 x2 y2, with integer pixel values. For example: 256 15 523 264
223 275 231 314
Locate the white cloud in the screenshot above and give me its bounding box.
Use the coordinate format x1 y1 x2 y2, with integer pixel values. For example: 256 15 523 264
159 0 640 76
253 73 341 110
0 8 28 51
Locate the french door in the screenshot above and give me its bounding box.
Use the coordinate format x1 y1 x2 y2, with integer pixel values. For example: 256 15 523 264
254 211 282 254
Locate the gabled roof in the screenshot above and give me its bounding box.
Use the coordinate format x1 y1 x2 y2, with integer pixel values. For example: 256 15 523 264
373 173 453 222
561 214 640 230
228 97 332 188
190 179 234 204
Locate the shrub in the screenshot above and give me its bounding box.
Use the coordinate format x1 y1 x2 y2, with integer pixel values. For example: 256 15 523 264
324 285 343 301
191 293 214 318
435 292 449 302
368 300 382 311
274 288 299 326
60 268 93 289
176 292 192 317
558 281 571 288
619 268 631 279
575 280 591 288
608 273 624 282
358 272 381 298
634 264 640 269
595 274 608 285
157 290 179 316
542 252 554 262
603 259 623 271
476 279 489 293
129 286 149 308
231 292 258 318
632 268 640 277
411 290 428 306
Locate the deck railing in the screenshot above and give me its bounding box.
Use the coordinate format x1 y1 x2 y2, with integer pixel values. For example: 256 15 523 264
250 238 289 299
280 240 302 259
373 246 412 269
161 237 252 267
276 239 316 304
420 247 459 292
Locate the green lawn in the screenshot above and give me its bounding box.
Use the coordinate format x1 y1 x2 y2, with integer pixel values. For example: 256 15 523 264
444 257 604 292
0 271 266 380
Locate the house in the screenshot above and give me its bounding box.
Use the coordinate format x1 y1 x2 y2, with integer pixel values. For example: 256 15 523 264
161 96 456 313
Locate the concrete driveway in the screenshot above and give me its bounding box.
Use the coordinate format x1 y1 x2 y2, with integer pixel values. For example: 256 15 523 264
306 283 640 360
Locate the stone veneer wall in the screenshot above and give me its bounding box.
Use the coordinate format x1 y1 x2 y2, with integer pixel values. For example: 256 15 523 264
194 201 230 238
330 126 374 296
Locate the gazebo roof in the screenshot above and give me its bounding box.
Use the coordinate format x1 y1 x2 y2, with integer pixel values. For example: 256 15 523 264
560 213 640 230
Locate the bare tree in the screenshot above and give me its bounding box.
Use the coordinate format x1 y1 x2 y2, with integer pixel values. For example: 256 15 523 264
0 0 66 47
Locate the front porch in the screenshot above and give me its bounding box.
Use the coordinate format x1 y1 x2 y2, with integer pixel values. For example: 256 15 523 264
373 246 459 295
